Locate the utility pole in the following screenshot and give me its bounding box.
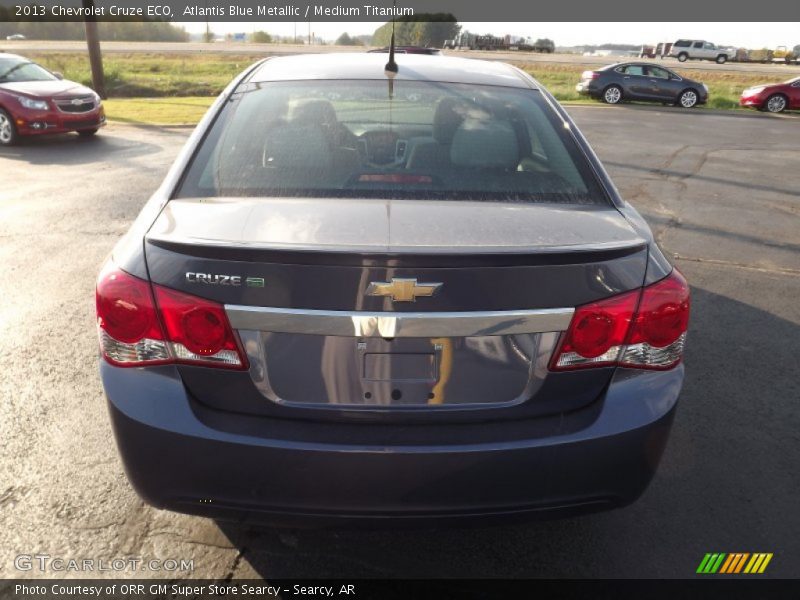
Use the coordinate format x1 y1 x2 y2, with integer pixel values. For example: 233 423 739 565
82 0 106 98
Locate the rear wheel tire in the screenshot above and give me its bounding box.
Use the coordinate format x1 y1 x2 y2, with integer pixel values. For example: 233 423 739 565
678 89 699 108
764 94 788 113
677 53 688 62
0 109 18 146
78 128 98 137
603 85 623 104
716 55 727 64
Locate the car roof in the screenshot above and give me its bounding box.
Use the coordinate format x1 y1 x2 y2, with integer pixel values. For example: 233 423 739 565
248 53 535 89
605 62 670 68
0 52 27 61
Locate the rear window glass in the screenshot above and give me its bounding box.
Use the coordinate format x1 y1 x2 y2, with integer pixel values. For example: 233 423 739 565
177 80 607 205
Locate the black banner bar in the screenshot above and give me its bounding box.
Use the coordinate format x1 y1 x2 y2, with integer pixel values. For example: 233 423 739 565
0 0 794 22
2 579 800 600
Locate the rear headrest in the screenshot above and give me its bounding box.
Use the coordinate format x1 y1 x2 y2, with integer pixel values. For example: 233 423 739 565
432 97 466 144
288 99 338 126
263 123 332 169
450 119 519 169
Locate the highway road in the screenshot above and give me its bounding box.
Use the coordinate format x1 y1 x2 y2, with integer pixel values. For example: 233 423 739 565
5 39 800 76
1 105 798 579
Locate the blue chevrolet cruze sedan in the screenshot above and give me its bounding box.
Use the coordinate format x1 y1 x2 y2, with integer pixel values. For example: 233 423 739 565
97 53 689 526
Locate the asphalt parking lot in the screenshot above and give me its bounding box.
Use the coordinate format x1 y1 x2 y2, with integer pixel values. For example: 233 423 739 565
1 105 798 579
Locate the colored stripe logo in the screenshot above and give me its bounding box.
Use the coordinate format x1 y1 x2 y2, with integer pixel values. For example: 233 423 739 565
697 553 773 574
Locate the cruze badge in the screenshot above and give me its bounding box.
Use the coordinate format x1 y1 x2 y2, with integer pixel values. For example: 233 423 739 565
185 273 265 288
186 272 242 286
366 278 442 302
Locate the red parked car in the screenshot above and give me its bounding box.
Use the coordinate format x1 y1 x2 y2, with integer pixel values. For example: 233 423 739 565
0 52 106 146
740 76 800 113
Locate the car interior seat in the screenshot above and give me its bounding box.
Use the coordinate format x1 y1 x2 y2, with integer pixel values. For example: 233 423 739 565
450 118 519 171
405 97 467 170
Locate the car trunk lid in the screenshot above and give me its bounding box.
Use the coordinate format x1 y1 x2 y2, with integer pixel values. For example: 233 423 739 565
144 198 647 417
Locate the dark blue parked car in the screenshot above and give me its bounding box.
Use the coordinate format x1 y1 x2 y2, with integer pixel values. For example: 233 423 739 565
97 53 689 526
577 61 709 107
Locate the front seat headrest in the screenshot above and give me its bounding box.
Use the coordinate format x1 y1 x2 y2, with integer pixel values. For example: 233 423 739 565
432 97 467 144
450 119 519 169
288 99 338 126
263 123 332 169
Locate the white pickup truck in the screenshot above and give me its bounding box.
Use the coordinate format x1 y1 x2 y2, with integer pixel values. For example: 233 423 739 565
669 40 735 64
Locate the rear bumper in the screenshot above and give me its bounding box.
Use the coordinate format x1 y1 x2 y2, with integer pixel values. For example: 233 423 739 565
575 82 600 97
103 363 682 526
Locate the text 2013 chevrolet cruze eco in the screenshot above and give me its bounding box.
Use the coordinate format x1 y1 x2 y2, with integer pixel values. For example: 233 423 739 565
97 54 689 525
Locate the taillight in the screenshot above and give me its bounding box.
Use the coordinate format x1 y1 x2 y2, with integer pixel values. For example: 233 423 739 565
581 70 599 80
551 269 690 371
550 288 639 370
96 264 169 366
154 285 246 369
619 269 690 369
96 264 247 370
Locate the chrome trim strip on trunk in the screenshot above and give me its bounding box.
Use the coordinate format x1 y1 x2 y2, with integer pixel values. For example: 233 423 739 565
225 305 575 338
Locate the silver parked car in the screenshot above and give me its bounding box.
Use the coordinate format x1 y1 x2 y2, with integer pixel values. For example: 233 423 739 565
669 39 734 64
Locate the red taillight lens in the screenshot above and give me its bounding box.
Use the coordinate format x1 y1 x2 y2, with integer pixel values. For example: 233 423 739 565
97 268 157 343
154 285 246 368
551 269 690 371
96 266 169 366
96 263 247 370
619 269 690 369
183 308 227 355
628 270 690 347
581 70 599 80
550 288 639 370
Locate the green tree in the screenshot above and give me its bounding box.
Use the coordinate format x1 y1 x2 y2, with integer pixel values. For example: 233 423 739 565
371 14 459 49
335 32 361 46
250 30 272 43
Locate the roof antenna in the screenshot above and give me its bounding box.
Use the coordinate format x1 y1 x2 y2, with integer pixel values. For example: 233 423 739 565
384 0 399 79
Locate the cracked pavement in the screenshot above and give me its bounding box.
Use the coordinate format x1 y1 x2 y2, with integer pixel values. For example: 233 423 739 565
1 106 798 579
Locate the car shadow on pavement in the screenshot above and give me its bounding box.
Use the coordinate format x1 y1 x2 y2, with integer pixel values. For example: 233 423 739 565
641 211 800 257
214 284 800 579
604 160 800 201
579 102 799 120
0 129 162 166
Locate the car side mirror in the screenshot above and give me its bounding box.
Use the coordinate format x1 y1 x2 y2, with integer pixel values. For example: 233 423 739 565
52 71 64 80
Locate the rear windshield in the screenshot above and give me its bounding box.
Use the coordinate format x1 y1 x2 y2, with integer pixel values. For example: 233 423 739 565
177 79 607 205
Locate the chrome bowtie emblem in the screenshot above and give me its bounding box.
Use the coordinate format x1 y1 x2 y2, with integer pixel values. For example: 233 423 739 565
71 98 84 105
366 278 442 302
